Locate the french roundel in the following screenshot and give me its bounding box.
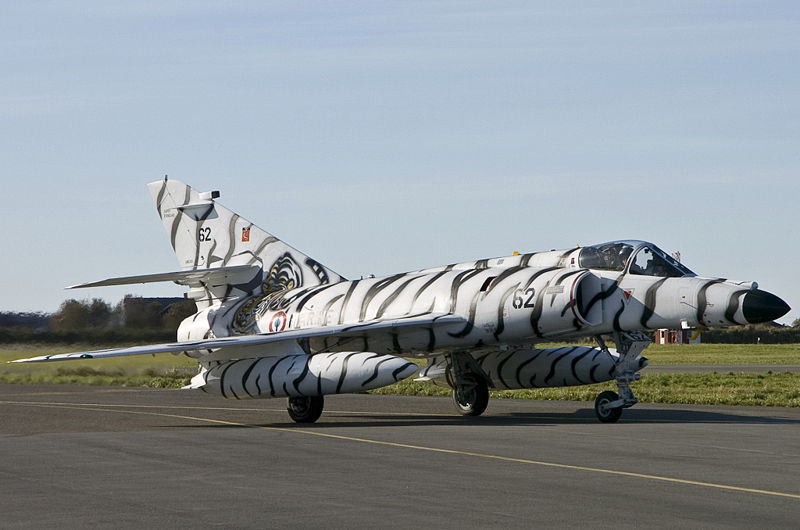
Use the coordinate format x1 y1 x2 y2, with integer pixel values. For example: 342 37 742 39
269 311 288 332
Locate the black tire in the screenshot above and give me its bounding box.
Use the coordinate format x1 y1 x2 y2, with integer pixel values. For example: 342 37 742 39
594 390 622 423
287 395 324 423
452 378 489 417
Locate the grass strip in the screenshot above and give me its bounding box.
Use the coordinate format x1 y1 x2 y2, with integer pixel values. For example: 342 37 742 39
642 343 800 365
370 372 800 407
0 366 195 388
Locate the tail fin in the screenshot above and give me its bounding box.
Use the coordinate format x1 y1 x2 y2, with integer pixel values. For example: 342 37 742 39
148 178 344 305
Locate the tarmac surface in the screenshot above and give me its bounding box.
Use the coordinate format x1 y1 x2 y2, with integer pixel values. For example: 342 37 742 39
1 384 799 529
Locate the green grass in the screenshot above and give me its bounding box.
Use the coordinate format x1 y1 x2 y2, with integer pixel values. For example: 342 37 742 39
370 372 800 407
641 343 800 365
0 343 196 387
2 343 800 407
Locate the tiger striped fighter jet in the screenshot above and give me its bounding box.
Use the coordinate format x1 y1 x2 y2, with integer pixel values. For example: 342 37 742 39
13 179 790 423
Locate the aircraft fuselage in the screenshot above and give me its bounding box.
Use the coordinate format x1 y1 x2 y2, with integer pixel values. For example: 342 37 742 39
182 259 784 360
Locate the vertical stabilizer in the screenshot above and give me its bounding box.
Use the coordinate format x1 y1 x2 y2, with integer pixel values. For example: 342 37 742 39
148 178 344 306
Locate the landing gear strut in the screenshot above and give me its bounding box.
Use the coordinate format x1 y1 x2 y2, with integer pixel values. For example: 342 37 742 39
593 331 650 423
287 395 324 423
446 352 491 417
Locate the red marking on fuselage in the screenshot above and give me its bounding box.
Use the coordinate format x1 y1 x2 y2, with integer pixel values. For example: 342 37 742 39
269 311 287 332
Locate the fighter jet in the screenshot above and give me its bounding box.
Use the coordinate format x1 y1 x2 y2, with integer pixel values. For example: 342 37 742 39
13 179 790 423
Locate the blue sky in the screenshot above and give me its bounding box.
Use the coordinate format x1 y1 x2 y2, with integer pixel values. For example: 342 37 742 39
2 1 798 324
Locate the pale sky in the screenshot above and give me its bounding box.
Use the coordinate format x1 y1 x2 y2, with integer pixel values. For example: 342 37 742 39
2 1 798 324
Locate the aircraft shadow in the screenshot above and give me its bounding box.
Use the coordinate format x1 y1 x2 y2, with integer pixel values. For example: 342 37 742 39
300 408 800 428
173 406 800 429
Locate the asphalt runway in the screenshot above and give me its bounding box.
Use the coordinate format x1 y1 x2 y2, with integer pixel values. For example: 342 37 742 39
2 385 799 529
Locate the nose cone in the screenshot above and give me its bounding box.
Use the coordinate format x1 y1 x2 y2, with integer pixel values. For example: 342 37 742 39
742 290 791 324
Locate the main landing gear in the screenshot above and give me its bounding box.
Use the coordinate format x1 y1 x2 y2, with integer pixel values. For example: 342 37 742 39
593 331 650 423
287 395 324 423
446 352 490 417
453 377 489 416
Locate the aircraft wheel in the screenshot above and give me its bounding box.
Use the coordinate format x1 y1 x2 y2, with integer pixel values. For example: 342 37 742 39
287 395 324 423
594 391 622 423
452 378 489 416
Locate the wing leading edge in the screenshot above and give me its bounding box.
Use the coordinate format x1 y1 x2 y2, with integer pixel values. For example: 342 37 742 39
10 313 465 363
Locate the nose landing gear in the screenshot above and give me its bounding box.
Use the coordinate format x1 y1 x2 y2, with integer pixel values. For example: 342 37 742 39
594 390 623 423
593 331 650 423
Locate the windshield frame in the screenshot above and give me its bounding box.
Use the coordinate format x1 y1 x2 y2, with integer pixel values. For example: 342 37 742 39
579 240 695 277
627 243 695 278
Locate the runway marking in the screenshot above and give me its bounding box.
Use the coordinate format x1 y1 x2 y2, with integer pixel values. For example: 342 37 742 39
4 400 800 501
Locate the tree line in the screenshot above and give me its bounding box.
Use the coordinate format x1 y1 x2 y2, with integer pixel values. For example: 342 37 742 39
0 296 197 344
701 322 800 344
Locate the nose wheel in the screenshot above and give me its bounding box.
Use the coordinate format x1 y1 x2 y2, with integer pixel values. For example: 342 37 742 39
592 331 651 423
594 391 622 423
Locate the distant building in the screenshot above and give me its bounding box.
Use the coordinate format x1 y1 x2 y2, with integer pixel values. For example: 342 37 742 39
655 328 701 345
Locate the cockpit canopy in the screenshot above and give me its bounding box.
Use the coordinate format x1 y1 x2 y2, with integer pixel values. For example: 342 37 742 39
578 241 695 278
